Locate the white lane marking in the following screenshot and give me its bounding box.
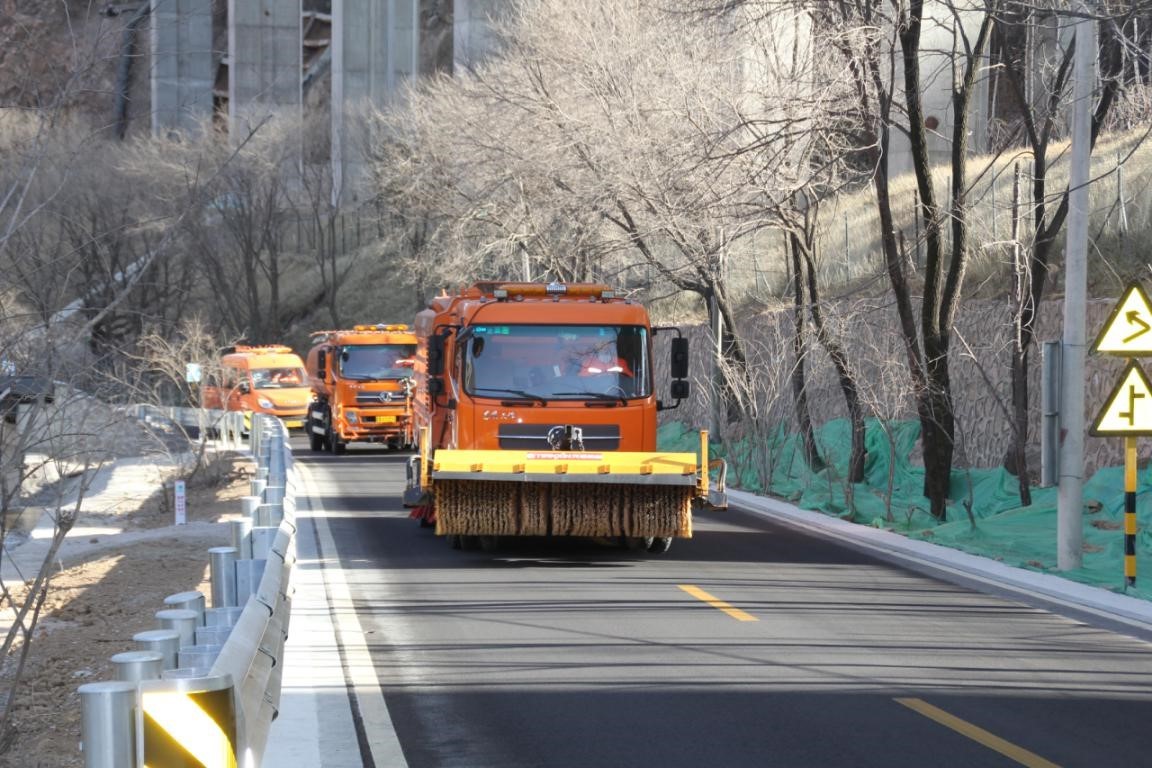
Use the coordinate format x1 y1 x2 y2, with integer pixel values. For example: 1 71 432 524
297 461 409 768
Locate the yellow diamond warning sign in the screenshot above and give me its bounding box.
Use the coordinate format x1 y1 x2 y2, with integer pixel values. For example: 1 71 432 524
1092 361 1152 435
1093 282 1152 355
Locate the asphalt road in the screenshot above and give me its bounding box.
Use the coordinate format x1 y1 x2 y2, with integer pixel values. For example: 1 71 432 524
291 439 1152 768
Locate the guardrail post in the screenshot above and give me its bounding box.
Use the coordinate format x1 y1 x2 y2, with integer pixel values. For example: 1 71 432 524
133 629 181 671
155 608 199 649
231 516 254 559
163 591 206 626
209 546 239 608
79 680 137 768
111 650 163 682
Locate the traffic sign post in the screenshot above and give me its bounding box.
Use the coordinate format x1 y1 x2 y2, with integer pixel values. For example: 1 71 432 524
1125 437 1138 586
1090 282 1152 587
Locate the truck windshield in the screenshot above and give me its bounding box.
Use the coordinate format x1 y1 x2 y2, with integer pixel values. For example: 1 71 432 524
250 367 307 389
339 344 417 380
464 325 650 400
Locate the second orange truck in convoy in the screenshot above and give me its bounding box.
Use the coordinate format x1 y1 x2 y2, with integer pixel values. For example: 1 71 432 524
304 324 419 454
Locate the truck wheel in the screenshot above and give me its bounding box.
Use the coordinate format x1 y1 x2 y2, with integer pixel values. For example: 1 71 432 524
307 419 324 452
623 536 653 552
647 537 672 554
328 427 346 455
459 535 481 551
448 534 462 549
478 535 500 552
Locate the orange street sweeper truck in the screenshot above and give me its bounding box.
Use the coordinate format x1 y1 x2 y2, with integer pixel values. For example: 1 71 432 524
403 281 726 553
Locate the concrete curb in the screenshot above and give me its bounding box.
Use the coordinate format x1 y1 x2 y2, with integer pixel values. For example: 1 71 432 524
731 489 1152 633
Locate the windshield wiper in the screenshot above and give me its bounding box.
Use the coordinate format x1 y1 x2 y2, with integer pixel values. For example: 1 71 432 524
472 387 548 404
552 391 628 406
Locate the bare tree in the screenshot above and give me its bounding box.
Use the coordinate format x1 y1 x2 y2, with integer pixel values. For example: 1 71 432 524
995 2 1135 497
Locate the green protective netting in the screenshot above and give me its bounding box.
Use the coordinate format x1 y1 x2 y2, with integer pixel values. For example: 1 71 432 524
658 419 1152 601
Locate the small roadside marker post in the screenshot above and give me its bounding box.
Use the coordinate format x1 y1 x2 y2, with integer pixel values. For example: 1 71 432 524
1090 281 1152 587
174 480 186 526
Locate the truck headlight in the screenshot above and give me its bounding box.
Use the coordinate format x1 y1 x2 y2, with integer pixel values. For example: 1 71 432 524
257 397 274 409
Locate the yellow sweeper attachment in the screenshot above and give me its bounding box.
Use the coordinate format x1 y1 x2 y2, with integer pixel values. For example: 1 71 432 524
430 449 708 539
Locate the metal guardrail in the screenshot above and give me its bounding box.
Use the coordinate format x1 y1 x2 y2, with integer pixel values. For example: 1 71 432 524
77 413 296 768
130 404 247 446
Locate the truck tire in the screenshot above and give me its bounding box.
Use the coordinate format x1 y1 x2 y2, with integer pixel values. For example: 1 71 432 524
648 537 672 554
623 536 653 552
307 418 324 452
329 430 346 455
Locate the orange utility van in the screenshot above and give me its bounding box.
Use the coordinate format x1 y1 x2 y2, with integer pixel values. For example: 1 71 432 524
201 344 311 430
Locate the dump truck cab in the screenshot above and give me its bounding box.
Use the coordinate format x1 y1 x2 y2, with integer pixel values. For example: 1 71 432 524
202 345 310 431
405 281 721 554
305 324 418 454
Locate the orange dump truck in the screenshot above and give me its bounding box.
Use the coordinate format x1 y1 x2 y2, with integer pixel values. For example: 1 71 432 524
403 281 726 553
304 324 418 454
201 344 311 430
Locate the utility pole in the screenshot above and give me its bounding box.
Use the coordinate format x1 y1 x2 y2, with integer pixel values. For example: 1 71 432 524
1058 3 1096 571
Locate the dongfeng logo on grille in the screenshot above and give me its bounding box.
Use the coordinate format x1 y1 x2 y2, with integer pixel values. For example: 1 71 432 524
378 391 397 403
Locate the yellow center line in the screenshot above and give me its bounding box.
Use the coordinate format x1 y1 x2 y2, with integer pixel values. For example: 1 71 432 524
678 584 758 622
895 698 1061 768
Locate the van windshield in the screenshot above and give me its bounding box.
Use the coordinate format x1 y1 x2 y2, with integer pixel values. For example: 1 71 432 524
464 324 649 400
250 367 307 389
339 344 417 380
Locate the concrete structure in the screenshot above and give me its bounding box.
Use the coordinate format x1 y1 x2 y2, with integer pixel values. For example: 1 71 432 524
888 1 991 178
331 0 421 204
228 0 302 143
150 0 214 138
454 0 505 71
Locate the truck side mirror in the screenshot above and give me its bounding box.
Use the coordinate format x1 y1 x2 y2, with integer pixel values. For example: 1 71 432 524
428 377 444 396
670 379 689 400
237 380 250 395
428 333 446 376
317 350 327 378
670 337 689 380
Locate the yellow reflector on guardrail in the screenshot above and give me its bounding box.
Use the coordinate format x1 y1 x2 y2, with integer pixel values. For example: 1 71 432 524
141 676 237 768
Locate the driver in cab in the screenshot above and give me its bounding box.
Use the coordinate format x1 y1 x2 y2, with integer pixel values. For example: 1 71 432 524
579 346 632 378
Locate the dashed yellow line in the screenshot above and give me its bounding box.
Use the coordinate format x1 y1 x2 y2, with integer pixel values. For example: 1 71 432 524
896 698 1061 768
678 584 758 622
